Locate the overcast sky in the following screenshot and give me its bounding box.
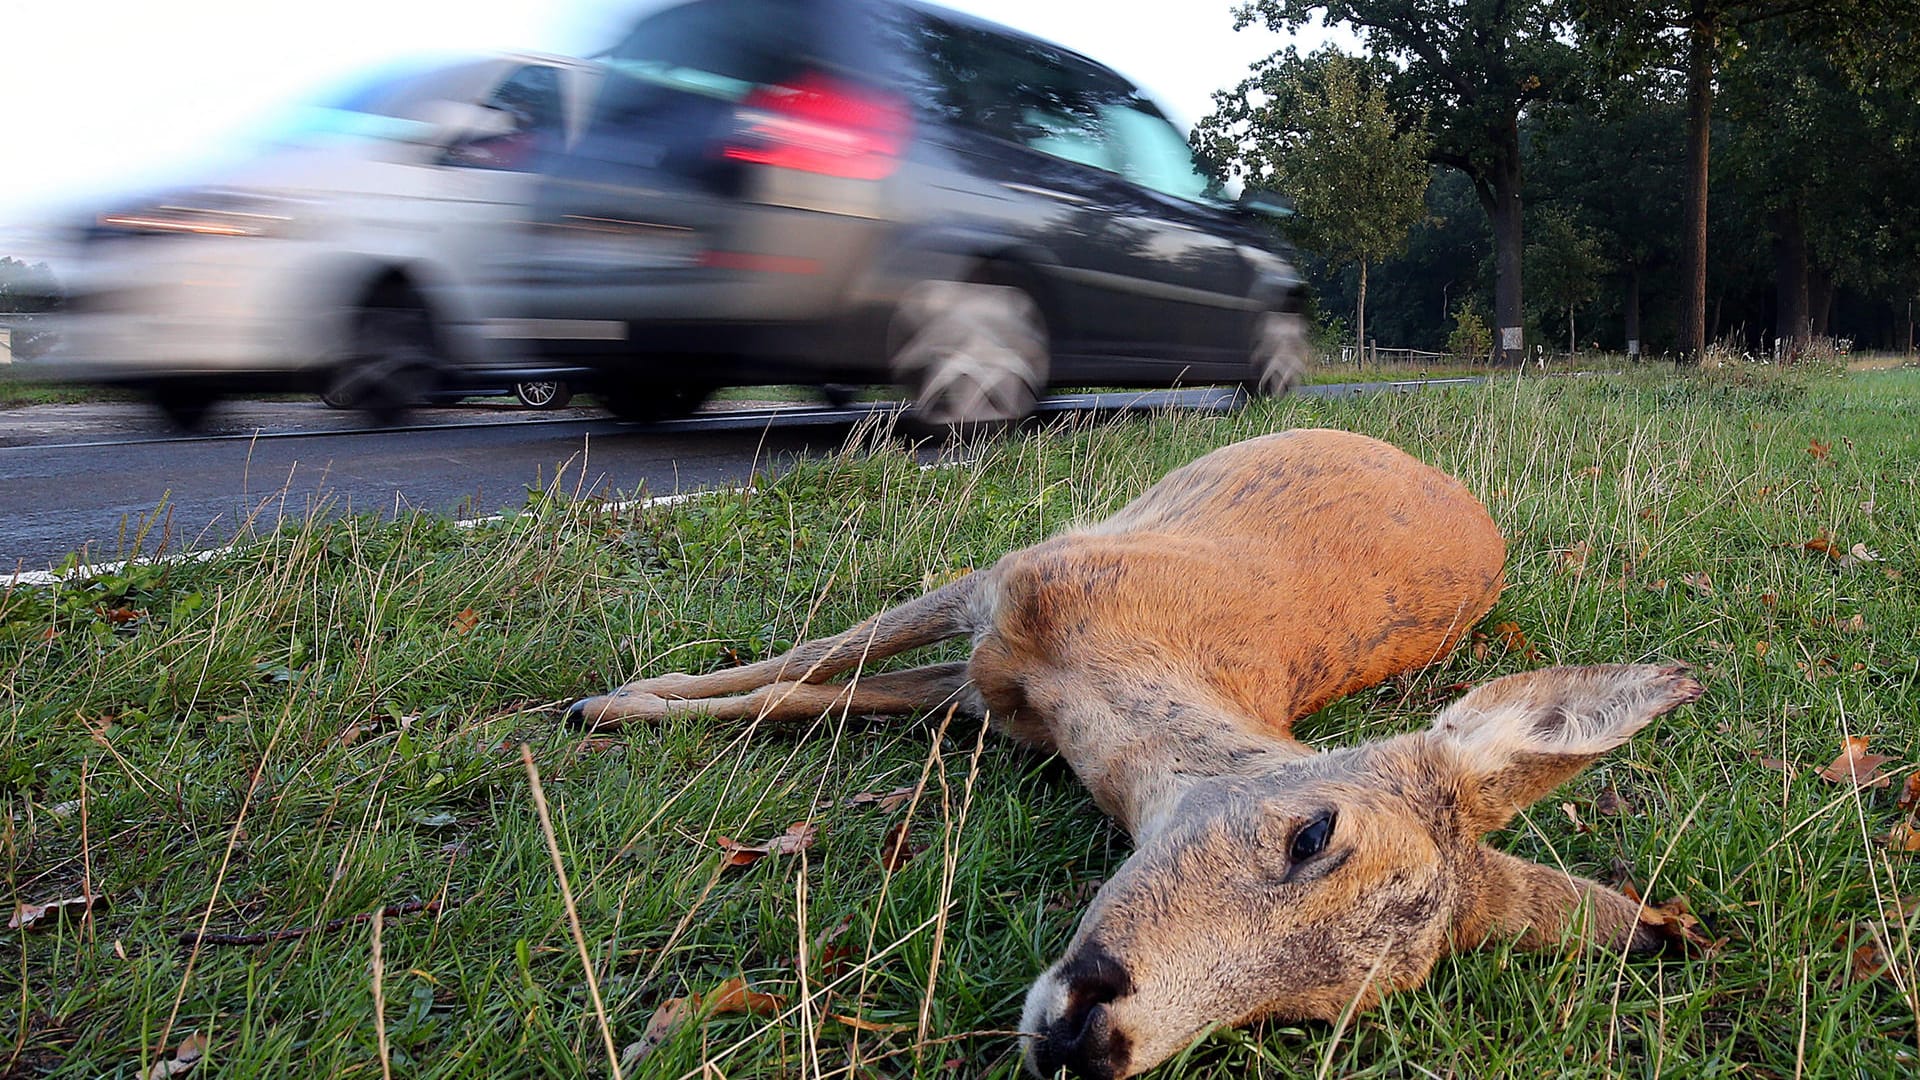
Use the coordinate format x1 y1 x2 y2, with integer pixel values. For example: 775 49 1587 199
0 0 1338 246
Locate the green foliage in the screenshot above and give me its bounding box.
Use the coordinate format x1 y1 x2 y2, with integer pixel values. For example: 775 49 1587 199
1446 303 1492 360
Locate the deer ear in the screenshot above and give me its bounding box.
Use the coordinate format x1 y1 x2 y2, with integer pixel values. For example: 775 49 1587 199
1427 664 1702 835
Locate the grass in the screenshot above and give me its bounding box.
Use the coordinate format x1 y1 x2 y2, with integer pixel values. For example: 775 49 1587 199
5 364 1920 1077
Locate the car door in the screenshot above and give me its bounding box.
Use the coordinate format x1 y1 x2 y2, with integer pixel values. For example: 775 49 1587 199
1070 90 1258 374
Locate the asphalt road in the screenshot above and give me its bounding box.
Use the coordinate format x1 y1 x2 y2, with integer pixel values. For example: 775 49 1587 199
0 381 1475 575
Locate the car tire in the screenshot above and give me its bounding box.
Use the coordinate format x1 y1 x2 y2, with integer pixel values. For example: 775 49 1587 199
598 383 712 422
514 380 572 409
324 304 440 425
891 281 1048 429
1246 310 1310 397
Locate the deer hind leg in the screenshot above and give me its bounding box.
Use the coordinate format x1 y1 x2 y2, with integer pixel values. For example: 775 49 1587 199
572 661 975 728
564 574 986 726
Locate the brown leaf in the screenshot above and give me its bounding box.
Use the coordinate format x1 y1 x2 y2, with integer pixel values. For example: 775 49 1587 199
1885 819 1920 853
829 1012 913 1033
622 978 786 1067
1557 542 1592 575
1491 621 1541 661
1678 571 1714 596
880 821 926 872
141 1032 207 1080
1559 801 1591 834
1808 438 1831 460
1816 736 1896 789
1801 531 1841 559
844 785 916 812
1842 899 1920 983
1897 773 1920 810
717 821 819 868
1594 786 1634 817
451 608 480 635
10 891 104 931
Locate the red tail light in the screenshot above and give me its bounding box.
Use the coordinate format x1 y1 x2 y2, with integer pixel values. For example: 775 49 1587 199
723 74 910 180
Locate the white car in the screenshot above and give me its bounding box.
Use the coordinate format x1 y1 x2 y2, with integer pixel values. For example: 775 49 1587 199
48 53 601 426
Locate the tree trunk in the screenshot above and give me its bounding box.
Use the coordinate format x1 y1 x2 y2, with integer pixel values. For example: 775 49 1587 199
1679 7 1716 365
1568 302 1576 354
1356 258 1368 368
1809 264 1834 338
1624 267 1642 359
1773 203 1810 357
1478 127 1526 367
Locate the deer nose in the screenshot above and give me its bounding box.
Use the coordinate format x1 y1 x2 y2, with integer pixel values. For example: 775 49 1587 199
1030 990 1130 1078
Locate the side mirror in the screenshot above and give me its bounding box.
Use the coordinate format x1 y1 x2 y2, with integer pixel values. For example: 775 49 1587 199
1236 189 1295 221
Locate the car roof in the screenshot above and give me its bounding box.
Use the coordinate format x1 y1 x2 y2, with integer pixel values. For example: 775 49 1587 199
887 0 1139 92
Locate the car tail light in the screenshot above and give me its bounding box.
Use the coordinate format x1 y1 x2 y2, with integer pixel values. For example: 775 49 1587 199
723 74 909 180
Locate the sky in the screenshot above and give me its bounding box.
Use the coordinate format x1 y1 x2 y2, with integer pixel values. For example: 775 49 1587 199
0 0 1335 252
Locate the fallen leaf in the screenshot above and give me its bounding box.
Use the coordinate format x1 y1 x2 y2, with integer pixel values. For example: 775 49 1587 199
1802 531 1840 559
1754 640 1770 658
829 1012 913 1033
1577 464 1603 478
880 821 926 871
1679 571 1714 596
1842 899 1920 983
451 608 480 635
10 891 104 931
717 822 819 868
1808 438 1831 460
1557 542 1592 575
1760 591 1779 608
1747 749 1795 773
141 1032 206 1079
1491 621 1541 661
844 785 916 812
1886 820 1920 853
1816 736 1895 789
1594 786 1634 816
1559 802 1591 834
1898 773 1920 810
623 978 785 1067
1838 542 1881 569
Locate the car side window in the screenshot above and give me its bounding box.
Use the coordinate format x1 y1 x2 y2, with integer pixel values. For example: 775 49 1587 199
449 64 565 171
892 15 1115 171
1099 103 1215 203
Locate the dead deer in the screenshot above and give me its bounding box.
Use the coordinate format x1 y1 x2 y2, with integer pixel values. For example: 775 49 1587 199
564 429 1703 1079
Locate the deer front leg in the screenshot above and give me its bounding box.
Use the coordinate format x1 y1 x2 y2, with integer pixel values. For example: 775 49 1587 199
563 574 985 724
568 661 976 728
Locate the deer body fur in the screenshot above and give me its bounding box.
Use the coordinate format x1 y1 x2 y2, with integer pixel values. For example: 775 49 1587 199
566 429 1702 1079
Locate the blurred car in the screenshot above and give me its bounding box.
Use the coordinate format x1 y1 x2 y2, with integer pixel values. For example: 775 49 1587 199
47 53 601 426
494 0 1308 425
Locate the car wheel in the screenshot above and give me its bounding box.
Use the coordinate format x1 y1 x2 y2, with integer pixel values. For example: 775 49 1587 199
598 383 713 422
891 281 1048 428
514 380 572 409
325 304 440 424
1246 310 1310 396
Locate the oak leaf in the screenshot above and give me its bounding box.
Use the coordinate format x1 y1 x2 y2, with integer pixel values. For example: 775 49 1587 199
1815 736 1895 789
9 891 104 931
623 978 785 1066
1808 438 1831 460
844 785 916 812
717 821 819 868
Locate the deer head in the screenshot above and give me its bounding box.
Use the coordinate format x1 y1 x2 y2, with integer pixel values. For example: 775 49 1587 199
1021 663 1703 1079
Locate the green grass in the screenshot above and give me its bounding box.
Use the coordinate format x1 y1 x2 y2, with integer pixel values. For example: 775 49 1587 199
6 366 1920 1077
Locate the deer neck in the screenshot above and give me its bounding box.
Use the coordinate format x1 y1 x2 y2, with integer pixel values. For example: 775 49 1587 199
1046 693 1312 839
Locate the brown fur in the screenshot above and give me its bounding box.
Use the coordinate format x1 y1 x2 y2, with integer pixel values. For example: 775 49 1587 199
565 429 1702 1078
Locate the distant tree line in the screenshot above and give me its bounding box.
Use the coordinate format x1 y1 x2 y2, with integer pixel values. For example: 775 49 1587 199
1197 0 1920 362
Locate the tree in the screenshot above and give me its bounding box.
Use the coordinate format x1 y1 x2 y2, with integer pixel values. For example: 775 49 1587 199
1574 0 1919 362
1524 208 1608 352
1229 0 1582 365
1197 50 1431 361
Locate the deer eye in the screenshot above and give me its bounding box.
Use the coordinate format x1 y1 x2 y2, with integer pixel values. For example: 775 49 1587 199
1290 811 1336 863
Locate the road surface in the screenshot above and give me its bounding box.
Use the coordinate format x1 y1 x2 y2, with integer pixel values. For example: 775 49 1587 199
0 381 1475 574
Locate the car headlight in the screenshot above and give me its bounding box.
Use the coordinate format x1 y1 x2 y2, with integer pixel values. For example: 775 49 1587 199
94 190 304 239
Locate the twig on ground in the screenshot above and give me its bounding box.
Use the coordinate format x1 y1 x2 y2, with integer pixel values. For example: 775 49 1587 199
176 899 447 947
